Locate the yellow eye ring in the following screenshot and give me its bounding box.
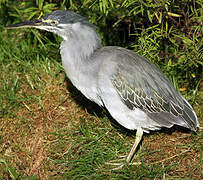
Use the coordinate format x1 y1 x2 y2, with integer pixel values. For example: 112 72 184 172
51 20 58 26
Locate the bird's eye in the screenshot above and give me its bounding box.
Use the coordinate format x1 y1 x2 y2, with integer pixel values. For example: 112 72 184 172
51 20 58 26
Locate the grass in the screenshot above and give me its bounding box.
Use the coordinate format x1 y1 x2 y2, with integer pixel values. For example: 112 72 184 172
0 28 202 179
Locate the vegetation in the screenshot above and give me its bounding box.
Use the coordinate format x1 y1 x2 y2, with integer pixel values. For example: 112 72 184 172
0 0 202 179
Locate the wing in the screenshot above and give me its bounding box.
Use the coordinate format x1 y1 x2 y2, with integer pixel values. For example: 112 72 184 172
110 48 199 131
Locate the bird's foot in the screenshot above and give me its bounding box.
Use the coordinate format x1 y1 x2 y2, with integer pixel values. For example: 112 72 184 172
104 128 143 171
105 157 141 171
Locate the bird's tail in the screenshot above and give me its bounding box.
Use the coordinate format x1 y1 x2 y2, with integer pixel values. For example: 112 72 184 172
181 97 199 131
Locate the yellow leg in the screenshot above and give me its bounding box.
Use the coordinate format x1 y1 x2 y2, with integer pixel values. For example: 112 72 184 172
126 127 143 164
106 127 143 170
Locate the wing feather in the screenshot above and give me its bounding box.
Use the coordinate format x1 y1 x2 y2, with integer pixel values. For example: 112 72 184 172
110 47 199 131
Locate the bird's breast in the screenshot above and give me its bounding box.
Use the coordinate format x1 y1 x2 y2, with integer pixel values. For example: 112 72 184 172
60 45 103 106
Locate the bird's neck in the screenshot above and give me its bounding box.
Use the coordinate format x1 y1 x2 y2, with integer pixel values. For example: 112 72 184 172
60 23 101 68
60 23 102 99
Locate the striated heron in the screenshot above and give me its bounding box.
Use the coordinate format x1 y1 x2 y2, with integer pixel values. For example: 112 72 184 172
7 10 199 169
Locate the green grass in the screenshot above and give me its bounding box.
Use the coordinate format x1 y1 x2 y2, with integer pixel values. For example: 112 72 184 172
0 29 202 179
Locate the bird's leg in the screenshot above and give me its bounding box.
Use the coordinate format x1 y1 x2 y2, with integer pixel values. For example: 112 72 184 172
126 127 143 164
106 127 143 170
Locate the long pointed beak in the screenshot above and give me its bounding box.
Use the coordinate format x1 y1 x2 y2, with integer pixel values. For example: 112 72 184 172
6 19 43 29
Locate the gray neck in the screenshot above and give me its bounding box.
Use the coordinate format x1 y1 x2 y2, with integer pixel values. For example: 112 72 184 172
59 22 102 104
60 23 101 73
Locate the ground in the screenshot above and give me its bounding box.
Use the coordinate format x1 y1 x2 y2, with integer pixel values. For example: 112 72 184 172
0 31 202 179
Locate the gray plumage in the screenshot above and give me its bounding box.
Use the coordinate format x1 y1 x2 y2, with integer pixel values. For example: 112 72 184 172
7 10 199 132
7 10 199 169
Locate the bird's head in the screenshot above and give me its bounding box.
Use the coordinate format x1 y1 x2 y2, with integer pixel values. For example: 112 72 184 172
6 10 94 40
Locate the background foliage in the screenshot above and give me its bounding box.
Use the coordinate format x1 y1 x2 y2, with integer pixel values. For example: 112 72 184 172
0 0 202 179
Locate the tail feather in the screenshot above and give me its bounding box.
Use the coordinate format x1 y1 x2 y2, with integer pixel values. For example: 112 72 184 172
146 97 199 132
182 98 199 131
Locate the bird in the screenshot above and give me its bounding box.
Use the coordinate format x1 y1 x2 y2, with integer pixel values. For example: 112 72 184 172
6 10 199 169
